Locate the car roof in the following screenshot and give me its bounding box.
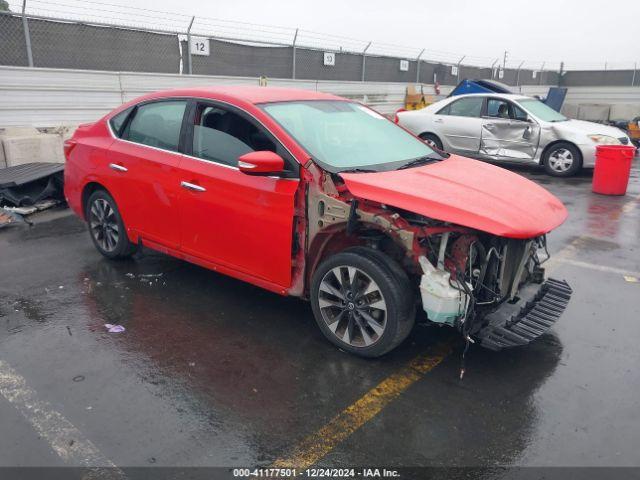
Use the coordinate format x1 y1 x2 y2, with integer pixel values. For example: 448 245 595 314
141 86 345 105
446 93 531 101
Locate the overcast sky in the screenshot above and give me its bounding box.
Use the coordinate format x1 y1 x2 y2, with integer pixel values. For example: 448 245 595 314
21 0 640 69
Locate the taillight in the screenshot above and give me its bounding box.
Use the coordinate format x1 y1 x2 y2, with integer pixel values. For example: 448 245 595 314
394 108 406 124
63 139 77 160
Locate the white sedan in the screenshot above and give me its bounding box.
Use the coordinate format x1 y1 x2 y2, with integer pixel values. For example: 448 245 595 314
397 93 632 176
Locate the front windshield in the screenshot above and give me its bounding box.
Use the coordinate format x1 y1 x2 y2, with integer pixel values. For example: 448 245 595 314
260 100 437 172
517 98 567 122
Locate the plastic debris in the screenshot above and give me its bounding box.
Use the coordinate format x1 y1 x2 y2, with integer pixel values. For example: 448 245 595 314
105 323 125 333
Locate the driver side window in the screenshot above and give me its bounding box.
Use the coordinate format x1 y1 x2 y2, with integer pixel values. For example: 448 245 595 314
486 98 529 121
192 105 277 167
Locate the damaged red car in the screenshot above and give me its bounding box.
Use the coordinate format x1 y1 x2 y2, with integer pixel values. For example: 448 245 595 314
64 86 572 357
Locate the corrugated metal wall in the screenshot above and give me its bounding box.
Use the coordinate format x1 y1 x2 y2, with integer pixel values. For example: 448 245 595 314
0 66 417 127
1 66 638 128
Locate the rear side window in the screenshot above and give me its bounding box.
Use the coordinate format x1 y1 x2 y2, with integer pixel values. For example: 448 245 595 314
109 107 133 138
123 101 187 152
438 97 483 118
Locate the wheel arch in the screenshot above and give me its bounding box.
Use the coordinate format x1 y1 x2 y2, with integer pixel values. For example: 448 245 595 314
305 225 410 297
418 131 444 149
81 181 111 220
541 140 583 164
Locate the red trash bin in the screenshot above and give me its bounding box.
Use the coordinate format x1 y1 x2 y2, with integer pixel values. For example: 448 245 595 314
592 145 636 195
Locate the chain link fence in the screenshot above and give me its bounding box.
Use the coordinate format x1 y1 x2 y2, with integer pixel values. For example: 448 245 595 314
1 4 638 87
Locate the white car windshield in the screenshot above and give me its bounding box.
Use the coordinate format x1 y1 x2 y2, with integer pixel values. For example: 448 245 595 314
518 99 568 122
261 100 438 172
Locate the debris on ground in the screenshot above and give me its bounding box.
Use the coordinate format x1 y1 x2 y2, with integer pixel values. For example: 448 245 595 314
104 324 126 333
0 163 64 209
0 208 30 229
3 199 61 215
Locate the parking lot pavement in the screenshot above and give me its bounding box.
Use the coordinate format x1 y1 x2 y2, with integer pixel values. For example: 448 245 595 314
1 163 639 475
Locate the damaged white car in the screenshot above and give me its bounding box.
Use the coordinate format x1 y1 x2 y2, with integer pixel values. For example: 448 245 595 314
397 93 632 176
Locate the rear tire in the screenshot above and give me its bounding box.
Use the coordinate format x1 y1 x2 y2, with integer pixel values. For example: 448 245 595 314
310 248 415 357
85 189 137 259
419 133 443 151
543 142 582 177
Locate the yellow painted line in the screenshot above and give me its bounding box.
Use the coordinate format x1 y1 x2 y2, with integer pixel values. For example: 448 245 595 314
273 343 451 469
621 193 640 214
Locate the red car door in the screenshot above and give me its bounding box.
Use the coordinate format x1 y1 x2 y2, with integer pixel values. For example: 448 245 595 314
176 101 300 290
106 99 188 250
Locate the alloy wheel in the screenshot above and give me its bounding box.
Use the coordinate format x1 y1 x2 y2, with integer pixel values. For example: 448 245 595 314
89 198 119 252
548 148 574 173
318 266 387 347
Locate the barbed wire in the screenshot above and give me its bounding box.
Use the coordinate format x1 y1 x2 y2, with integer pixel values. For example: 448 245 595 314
4 0 638 71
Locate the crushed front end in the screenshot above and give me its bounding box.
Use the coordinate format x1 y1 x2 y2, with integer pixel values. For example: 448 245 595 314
417 230 572 351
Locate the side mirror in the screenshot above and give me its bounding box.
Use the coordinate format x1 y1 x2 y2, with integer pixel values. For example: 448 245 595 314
238 151 284 175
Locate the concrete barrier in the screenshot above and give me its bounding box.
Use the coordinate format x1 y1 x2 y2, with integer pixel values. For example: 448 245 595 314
0 127 64 167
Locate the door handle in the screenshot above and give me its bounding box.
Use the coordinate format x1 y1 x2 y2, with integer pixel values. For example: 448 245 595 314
109 163 128 172
180 181 206 192
434 118 444 123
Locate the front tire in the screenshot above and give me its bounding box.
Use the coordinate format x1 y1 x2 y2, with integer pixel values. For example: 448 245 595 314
543 142 582 177
85 189 136 259
310 248 415 357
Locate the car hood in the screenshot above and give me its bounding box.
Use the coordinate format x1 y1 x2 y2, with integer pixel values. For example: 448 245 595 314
553 119 626 138
340 155 567 238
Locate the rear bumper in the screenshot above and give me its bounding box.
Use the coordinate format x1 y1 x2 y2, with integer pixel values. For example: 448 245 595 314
475 278 572 351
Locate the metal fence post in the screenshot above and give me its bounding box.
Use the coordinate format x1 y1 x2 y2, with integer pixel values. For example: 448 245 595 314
456 55 465 83
292 28 298 79
490 58 498 78
416 48 425 83
186 16 195 75
361 41 371 82
516 61 524 87
538 62 545 85
632 62 637 86
21 0 34 67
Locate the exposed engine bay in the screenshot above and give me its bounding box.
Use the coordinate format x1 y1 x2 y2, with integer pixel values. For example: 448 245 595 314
416 229 572 352
303 169 573 357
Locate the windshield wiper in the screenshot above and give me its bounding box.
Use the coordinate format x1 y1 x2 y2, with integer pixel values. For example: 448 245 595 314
397 155 441 170
339 168 377 173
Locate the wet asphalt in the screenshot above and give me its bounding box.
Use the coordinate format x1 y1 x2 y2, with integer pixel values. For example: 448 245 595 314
0 161 639 476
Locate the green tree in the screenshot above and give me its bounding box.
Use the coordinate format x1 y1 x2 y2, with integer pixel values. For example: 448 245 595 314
0 0 10 12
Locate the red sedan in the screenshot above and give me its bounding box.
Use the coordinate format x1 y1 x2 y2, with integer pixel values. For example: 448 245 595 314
64 86 572 357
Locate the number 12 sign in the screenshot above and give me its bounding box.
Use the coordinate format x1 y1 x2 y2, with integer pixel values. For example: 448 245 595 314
190 37 210 56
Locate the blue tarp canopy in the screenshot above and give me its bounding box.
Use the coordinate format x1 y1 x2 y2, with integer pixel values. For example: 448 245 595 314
448 79 513 97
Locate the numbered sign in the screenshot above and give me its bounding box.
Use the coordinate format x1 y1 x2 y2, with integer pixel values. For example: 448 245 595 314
190 37 210 56
399 59 409 72
323 52 335 66
498 68 504 79
451 65 458 76
532 70 537 79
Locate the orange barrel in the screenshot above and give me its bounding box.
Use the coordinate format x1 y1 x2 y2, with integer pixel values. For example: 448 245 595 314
592 145 636 195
